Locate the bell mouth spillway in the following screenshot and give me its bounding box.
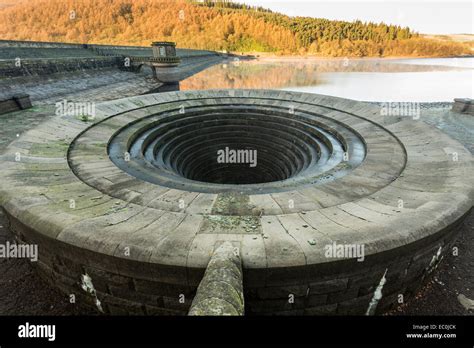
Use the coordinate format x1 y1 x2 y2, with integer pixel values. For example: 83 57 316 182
0 89 472 315
108 104 366 193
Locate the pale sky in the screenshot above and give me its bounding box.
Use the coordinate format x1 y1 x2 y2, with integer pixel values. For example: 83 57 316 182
240 0 473 34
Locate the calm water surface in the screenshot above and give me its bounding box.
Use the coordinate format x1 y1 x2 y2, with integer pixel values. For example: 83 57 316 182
181 57 474 102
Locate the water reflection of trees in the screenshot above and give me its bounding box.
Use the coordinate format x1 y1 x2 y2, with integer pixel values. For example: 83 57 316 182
181 61 324 90
181 59 465 90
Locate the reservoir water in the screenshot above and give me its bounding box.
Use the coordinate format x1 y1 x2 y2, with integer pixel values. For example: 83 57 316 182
181 57 474 102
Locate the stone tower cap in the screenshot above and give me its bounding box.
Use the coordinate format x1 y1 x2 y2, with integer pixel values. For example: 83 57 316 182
151 41 176 46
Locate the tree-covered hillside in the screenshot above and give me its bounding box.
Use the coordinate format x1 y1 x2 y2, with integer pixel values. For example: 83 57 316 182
0 0 469 57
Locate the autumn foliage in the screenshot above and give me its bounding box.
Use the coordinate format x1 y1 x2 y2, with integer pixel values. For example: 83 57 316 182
0 0 470 57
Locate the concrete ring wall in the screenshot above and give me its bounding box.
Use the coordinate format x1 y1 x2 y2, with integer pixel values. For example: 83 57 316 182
0 90 472 315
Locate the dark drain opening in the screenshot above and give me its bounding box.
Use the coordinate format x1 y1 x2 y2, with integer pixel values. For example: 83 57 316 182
155 117 319 185
108 105 365 193
187 145 285 185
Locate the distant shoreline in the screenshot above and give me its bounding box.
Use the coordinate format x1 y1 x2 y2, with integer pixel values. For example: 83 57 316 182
241 54 474 62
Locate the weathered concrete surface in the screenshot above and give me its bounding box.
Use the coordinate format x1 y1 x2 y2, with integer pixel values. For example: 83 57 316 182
0 94 31 115
189 242 244 316
0 106 94 315
0 69 163 105
0 90 472 315
0 56 223 105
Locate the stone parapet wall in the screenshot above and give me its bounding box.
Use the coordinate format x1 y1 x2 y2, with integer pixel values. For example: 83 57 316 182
0 40 221 78
0 40 86 48
0 57 121 77
0 40 220 58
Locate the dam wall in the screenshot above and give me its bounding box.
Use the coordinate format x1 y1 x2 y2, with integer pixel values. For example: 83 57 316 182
0 40 221 78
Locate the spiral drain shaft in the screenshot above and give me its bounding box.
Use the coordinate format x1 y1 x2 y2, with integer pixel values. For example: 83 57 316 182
108 103 366 193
